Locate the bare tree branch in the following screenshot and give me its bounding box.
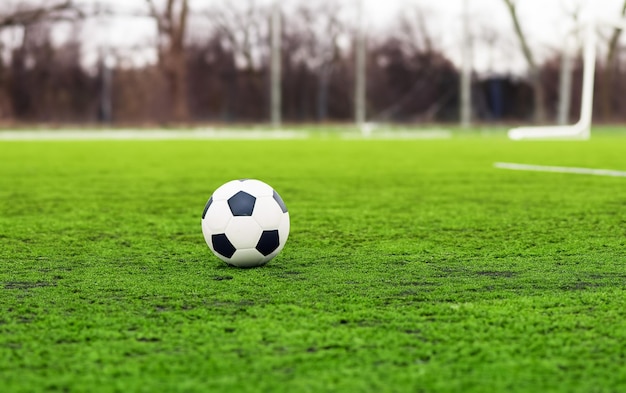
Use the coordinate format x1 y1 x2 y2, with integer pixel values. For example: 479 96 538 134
0 1 84 28
205 1 269 71
145 0 190 122
502 0 546 122
596 0 626 120
502 0 537 69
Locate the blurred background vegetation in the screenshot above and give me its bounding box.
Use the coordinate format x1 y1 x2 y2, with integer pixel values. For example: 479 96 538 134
1 0 626 126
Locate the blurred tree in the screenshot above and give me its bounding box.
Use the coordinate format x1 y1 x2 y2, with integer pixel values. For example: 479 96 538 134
204 1 270 121
146 0 190 123
599 0 626 121
502 0 547 123
288 1 345 121
207 1 268 72
0 0 85 119
8 24 96 122
0 1 82 28
368 7 459 122
0 0 87 122
186 36 236 122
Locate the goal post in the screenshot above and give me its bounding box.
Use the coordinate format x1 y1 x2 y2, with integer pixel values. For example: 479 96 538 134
508 21 597 140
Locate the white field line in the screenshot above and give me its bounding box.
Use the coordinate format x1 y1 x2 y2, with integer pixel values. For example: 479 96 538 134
0 128 453 141
494 162 626 178
0 129 308 141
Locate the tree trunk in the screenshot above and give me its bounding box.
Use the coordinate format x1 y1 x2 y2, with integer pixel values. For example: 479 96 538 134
502 0 546 123
317 66 329 122
600 1 626 122
146 0 189 123
168 45 189 122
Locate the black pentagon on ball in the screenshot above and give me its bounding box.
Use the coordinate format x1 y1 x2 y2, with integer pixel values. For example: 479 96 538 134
228 191 256 216
212 234 236 258
273 190 288 213
202 197 213 219
256 230 280 256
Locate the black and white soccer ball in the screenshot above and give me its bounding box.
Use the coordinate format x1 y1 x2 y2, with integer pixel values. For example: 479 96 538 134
201 179 290 268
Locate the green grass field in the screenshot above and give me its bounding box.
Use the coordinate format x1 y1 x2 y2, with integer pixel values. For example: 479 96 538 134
1 129 625 392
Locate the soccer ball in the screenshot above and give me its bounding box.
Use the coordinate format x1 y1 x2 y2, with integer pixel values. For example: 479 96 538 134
201 179 290 268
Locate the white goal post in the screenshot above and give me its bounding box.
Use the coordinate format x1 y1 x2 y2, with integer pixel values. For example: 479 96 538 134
508 18 626 141
508 22 596 140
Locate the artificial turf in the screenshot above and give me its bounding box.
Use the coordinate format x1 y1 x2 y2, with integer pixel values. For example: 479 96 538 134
0 130 625 392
